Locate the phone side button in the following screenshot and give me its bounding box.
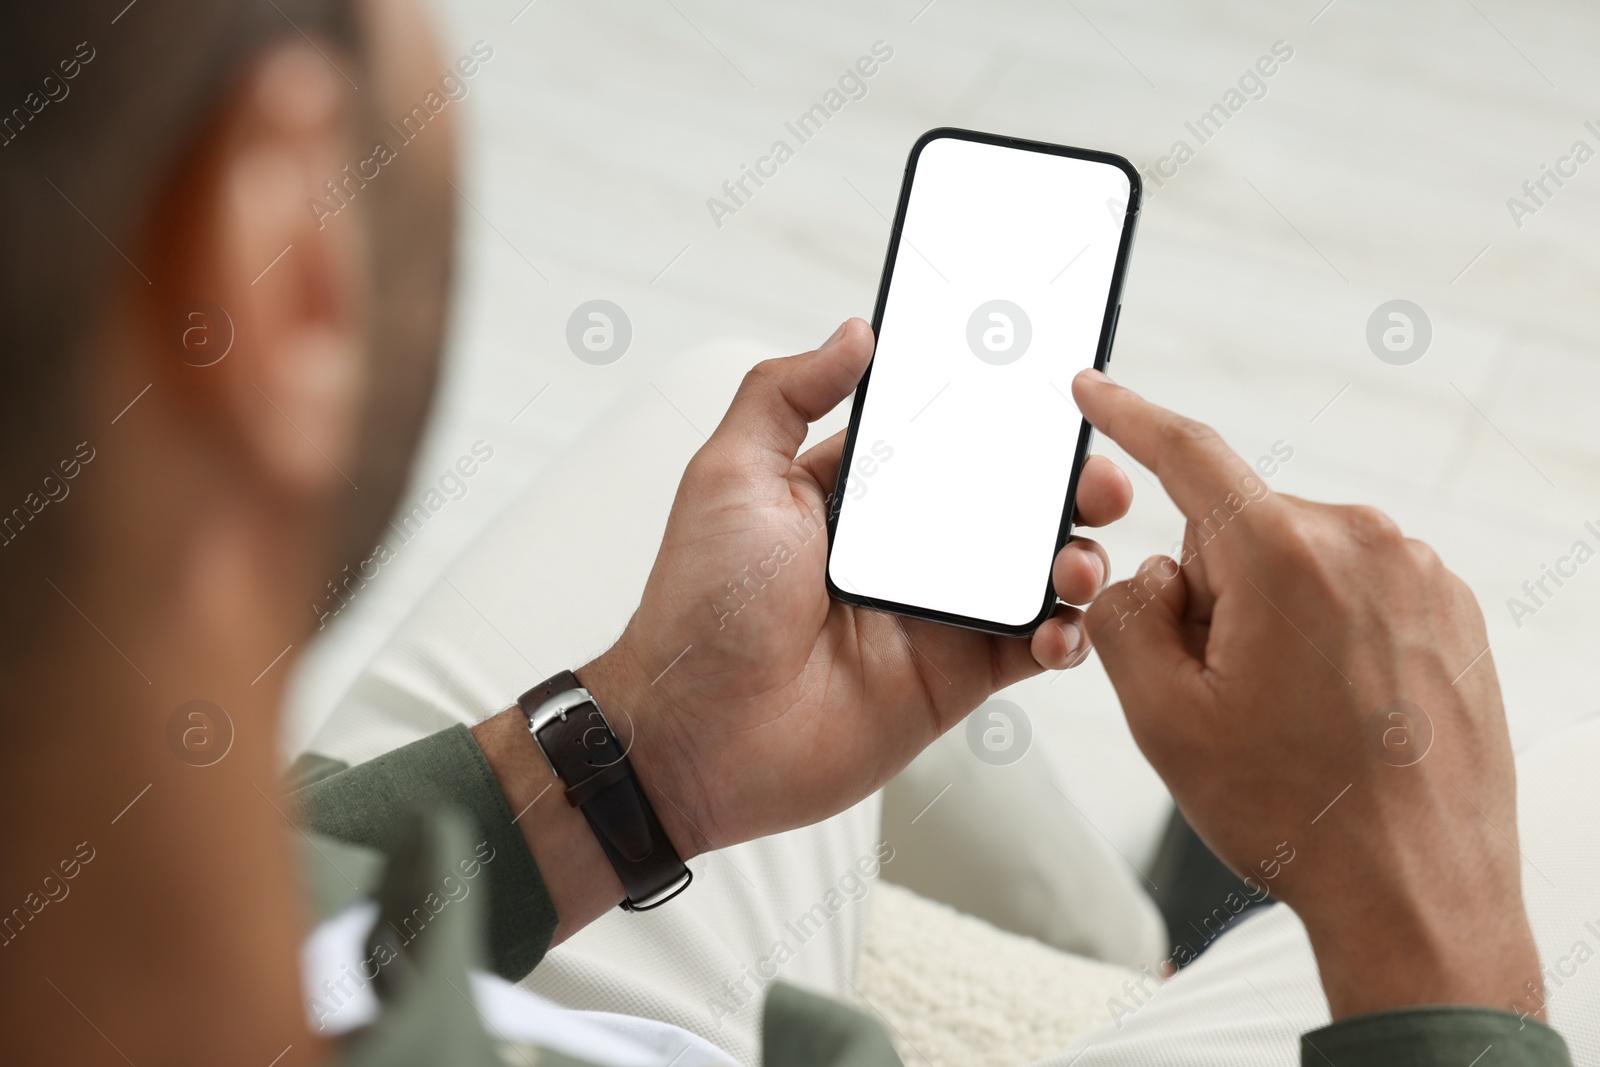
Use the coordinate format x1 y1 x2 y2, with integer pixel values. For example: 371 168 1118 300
1104 305 1121 366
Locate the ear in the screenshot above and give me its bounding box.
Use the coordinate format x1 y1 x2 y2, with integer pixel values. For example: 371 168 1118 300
150 41 368 499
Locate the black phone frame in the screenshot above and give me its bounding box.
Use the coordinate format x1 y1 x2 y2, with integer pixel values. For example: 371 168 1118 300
824 126 1143 637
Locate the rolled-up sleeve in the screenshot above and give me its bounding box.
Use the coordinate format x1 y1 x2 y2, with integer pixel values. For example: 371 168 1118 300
1303 1006 1571 1067
288 724 558 982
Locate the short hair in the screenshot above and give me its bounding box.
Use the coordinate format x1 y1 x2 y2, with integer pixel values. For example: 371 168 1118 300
0 1 358 503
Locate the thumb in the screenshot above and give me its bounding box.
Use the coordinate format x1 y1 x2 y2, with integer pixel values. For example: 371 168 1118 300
1087 554 1207 720
709 318 874 473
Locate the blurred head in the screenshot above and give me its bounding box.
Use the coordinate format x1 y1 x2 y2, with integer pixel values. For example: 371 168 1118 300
0 0 456 670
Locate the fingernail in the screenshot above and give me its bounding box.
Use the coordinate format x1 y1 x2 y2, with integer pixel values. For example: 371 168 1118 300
822 320 849 346
1081 368 1111 384
1060 621 1082 661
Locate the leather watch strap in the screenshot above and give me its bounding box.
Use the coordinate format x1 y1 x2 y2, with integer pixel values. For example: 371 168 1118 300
517 671 692 911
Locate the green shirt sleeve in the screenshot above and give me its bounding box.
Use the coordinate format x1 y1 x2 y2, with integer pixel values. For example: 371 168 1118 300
763 983 904 1067
288 724 559 982
1303 1006 1572 1067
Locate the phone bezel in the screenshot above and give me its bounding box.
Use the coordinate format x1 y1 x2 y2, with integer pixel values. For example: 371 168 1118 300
823 126 1143 637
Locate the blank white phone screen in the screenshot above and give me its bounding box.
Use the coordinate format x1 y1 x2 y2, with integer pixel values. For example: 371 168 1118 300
828 136 1131 629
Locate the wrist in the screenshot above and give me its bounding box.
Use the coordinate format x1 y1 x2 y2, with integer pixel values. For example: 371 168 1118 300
1300 885 1545 1021
575 644 706 863
469 706 624 941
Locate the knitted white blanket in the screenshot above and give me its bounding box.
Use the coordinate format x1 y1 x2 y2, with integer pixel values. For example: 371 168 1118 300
857 883 1135 1067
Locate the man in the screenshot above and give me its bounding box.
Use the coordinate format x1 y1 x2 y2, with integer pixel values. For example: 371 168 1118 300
0 2 1571 1065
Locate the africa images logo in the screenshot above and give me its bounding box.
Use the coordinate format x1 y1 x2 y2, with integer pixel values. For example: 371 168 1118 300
965 300 1032 366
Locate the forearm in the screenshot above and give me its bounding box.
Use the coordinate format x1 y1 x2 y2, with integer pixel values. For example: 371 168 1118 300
1306 909 1546 1023
1296 872 1567 1065
1295 837 1546 1023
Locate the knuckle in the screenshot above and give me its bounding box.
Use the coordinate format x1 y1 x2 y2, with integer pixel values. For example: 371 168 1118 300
742 359 782 391
1403 537 1442 572
1340 504 1404 548
1450 572 1484 612
1406 540 1473 608
1259 508 1324 567
1085 558 1180 641
1085 579 1142 641
1083 610 1124 655
1161 415 1221 451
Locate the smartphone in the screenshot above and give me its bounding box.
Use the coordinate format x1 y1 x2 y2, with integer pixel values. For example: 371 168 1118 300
825 128 1141 636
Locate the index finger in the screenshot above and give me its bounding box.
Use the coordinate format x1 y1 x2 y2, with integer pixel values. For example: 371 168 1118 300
1071 369 1278 530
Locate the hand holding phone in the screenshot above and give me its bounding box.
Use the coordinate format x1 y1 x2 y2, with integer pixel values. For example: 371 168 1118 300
827 129 1141 635
568 315 1131 861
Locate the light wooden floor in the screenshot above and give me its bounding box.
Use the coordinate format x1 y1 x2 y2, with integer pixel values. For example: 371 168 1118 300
288 0 1600 867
